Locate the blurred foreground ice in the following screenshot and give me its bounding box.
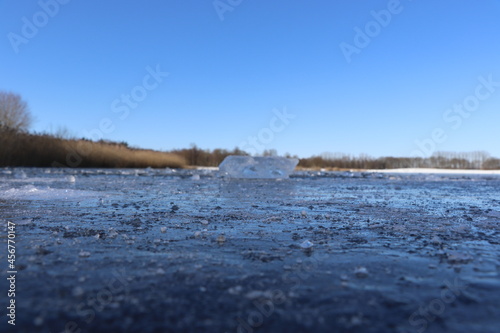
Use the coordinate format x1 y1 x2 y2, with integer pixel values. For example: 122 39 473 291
218 156 299 179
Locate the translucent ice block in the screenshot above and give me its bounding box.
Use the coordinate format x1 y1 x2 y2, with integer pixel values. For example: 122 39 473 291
218 156 299 179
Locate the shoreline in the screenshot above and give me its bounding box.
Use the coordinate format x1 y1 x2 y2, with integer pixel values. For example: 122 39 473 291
2 163 500 175
199 166 500 175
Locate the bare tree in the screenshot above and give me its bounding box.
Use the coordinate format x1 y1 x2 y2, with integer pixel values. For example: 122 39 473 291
0 91 32 131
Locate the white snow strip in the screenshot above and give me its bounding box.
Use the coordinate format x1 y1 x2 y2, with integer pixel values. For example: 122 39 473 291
365 168 500 175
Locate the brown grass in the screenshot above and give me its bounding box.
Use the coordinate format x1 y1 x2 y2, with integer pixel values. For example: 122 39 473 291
0 129 186 168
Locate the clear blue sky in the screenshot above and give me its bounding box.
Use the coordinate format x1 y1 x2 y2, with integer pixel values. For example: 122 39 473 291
1 0 499 158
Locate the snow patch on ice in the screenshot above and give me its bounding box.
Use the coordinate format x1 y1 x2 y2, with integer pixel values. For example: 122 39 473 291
366 168 500 175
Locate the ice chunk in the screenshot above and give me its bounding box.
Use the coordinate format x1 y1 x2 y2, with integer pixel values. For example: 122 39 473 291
446 251 473 264
218 156 298 179
300 240 314 249
354 266 369 278
79 251 91 258
13 170 27 179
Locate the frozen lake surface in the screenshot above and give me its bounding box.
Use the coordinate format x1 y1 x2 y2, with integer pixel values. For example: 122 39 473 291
1 167 499 332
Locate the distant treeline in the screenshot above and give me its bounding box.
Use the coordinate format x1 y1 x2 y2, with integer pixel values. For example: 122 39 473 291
1 128 499 169
297 151 500 170
169 145 248 167
168 146 500 170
